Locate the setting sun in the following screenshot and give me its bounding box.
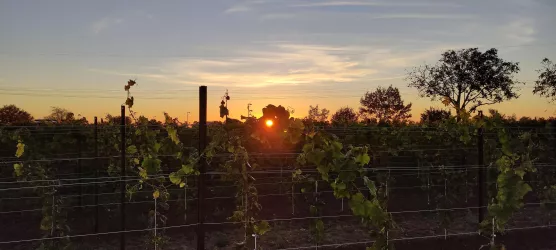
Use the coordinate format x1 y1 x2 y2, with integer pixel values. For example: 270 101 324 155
265 119 273 127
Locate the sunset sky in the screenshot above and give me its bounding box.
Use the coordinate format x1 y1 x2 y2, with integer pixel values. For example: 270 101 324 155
1 0 556 122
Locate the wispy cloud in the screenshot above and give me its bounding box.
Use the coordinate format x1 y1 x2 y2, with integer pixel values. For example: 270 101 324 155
369 13 473 19
91 42 460 88
87 68 167 79
224 0 273 14
224 5 252 13
290 1 461 8
503 18 536 44
176 44 376 87
91 17 123 34
261 13 296 20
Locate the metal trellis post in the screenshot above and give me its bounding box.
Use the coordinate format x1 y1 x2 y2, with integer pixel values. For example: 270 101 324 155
94 116 99 233
478 110 485 224
197 86 207 250
120 106 126 250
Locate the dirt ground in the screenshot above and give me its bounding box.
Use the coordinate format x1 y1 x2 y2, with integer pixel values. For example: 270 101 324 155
3 206 555 250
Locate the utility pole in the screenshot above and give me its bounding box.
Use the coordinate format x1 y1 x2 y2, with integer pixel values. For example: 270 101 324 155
186 112 190 127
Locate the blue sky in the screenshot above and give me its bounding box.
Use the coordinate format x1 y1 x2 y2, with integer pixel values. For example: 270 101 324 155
1 0 556 121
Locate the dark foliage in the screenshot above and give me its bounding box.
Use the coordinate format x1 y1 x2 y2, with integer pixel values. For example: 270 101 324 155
0 104 34 125
420 107 451 124
407 48 521 119
359 85 412 123
262 104 290 129
533 58 556 101
331 107 359 126
306 105 330 123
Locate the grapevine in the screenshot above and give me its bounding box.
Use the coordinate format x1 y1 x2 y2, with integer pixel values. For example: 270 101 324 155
12 127 73 249
297 130 394 250
480 112 537 249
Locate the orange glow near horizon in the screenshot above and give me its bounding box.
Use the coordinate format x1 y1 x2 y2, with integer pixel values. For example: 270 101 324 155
265 119 274 127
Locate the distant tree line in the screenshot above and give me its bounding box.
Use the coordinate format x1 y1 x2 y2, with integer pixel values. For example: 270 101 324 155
1 48 555 127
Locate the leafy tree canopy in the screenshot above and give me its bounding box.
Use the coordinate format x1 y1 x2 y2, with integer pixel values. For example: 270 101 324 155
306 105 330 123
261 104 290 129
420 107 451 124
0 105 34 125
533 58 556 101
331 107 359 126
44 107 76 123
359 85 412 123
407 48 521 119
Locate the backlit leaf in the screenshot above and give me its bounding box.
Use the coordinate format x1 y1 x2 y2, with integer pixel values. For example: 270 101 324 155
363 177 377 197
169 172 181 185
15 141 25 158
153 190 160 199
13 163 23 176
254 221 271 235
154 143 162 153
167 127 179 145
125 97 134 108
355 153 370 166
127 145 137 154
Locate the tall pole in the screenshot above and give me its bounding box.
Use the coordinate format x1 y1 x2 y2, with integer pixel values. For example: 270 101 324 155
120 106 126 250
477 110 485 224
187 112 190 127
94 116 99 233
77 133 83 210
197 86 207 250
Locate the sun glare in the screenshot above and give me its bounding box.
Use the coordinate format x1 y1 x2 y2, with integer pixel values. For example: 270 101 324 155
265 119 274 127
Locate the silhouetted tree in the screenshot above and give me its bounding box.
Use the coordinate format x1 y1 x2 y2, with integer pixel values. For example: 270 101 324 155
407 48 521 121
533 58 556 101
262 104 290 129
306 105 330 123
103 114 132 125
44 107 76 123
359 85 412 123
0 105 34 125
420 107 451 124
331 107 358 126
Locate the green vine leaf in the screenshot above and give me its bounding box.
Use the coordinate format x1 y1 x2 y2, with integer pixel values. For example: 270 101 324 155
254 221 271 235
13 163 23 177
141 157 161 174
15 141 25 158
331 181 348 198
182 164 195 175
302 143 313 153
292 169 302 179
355 152 370 166
315 219 324 240
40 216 52 231
167 127 179 145
306 149 326 166
138 167 148 179
153 190 160 199
154 143 162 153
127 145 137 154
363 177 377 198
125 96 134 108
169 173 181 185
